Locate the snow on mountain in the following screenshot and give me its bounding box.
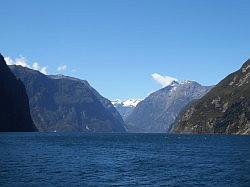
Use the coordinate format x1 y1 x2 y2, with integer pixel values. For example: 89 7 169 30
111 99 142 120
180 80 193 84
123 99 142 107
111 80 196 121
111 99 122 106
112 99 142 108
125 80 213 133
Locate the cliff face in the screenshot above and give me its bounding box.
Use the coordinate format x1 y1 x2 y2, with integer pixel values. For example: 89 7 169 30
125 81 211 133
0 54 37 132
172 60 250 135
10 66 126 132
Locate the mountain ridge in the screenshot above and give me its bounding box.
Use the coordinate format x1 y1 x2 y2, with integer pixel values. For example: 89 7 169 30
0 54 37 132
125 81 212 133
172 59 250 135
10 65 126 132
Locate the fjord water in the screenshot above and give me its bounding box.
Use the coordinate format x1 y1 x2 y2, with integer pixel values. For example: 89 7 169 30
0 133 249 186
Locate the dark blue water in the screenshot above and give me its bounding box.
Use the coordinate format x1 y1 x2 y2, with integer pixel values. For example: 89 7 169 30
0 133 249 186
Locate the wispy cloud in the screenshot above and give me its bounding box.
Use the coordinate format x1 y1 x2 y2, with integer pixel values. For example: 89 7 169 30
31 62 48 75
4 55 48 74
151 73 178 87
57 64 67 72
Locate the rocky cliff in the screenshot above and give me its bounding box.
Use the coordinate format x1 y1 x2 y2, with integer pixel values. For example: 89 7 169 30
10 66 126 132
0 54 37 132
172 59 250 135
125 81 211 133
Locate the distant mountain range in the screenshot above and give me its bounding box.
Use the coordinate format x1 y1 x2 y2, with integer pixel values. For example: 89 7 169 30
0 54 37 132
172 59 250 135
111 99 142 120
10 65 126 132
2 52 250 135
125 81 212 133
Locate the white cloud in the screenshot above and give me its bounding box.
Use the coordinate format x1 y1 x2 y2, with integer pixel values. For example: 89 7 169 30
14 56 29 67
40 66 48 75
151 73 178 87
32 62 40 70
32 62 48 75
4 56 48 75
4 56 14 65
57 64 67 72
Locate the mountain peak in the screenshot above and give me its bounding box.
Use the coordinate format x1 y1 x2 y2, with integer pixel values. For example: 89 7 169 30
170 80 179 86
166 80 198 88
111 99 142 107
181 80 192 84
111 99 122 105
172 59 250 135
123 99 142 107
111 98 142 120
125 80 212 133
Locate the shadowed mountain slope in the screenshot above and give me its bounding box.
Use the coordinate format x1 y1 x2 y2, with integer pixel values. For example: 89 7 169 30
10 66 126 132
0 54 37 132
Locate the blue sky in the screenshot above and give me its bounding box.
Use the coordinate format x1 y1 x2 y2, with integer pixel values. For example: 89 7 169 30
0 0 249 100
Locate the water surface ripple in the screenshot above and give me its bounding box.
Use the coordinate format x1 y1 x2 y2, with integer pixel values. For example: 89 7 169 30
0 133 249 186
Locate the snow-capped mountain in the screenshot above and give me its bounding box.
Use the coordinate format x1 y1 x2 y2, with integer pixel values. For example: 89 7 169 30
111 99 142 120
112 99 142 107
125 80 213 133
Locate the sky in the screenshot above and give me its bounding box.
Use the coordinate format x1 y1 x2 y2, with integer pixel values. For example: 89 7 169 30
0 0 249 100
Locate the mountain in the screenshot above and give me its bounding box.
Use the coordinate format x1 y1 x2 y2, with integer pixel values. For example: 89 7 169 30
0 54 37 132
111 99 142 120
125 81 212 133
172 59 250 135
10 66 126 132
